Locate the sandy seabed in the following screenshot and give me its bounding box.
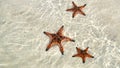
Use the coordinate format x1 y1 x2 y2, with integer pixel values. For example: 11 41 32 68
0 0 120 68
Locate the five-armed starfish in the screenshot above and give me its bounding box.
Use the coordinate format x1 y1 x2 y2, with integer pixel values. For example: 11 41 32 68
72 47 94 63
44 26 75 55
66 1 86 18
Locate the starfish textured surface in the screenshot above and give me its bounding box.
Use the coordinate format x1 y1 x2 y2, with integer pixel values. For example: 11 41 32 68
66 1 86 18
44 26 75 55
72 47 94 63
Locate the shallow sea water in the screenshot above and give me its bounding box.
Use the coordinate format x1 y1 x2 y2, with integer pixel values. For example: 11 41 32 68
0 0 120 68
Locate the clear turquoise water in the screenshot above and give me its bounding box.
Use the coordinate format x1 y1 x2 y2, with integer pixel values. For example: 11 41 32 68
0 0 120 68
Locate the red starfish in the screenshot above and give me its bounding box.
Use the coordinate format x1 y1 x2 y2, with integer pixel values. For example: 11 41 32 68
72 47 94 63
44 26 75 55
66 1 86 18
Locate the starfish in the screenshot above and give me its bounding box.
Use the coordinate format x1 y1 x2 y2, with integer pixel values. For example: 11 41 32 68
66 1 86 18
72 47 94 63
44 26 75 55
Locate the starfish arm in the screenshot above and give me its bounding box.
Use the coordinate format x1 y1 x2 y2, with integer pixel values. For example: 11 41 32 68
79 10 86 16
72 54 79 57
44 31 53 39
46 41 53 51
86 53 94 58
63 36 75 42
85 47 89 52
72 10 77 18
82 57 86 63
80 4 87 9
58 43 64 55
57 26 64 35
76 47 81 53
66 8 74 12
72 1 77 7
